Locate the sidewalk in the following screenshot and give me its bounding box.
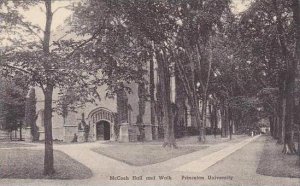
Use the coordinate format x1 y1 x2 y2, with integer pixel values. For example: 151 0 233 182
53 135 255 176
2 135 298 186
173 135 260 172
0 135 258 186
0 135 254 175
179 136 299 186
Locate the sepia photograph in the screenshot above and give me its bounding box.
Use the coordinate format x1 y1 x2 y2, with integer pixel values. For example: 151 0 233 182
0 0 299 185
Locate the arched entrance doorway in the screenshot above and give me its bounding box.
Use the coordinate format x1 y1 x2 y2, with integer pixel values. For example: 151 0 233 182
87 107 116 141
96 120 110 140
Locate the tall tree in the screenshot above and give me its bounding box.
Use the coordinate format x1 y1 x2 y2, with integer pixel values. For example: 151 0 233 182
292 0 300 157
1 0 105 175
25 88 38 141
70 0 178 147
239 0 299 154
0 75 27 132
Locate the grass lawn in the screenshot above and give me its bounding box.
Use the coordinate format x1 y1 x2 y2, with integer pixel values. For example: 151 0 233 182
0 142 35 148
256 136 300 178
0 149 92 179
33 140 67 145
92 145 208 166
103 135 249 146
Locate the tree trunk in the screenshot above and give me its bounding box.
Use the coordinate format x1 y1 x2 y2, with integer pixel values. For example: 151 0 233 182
116 88 129 124
272 0 297 152
149 57 156 139
201 99 207 142
229 121 233 140
19 121 22 141
43 0 54 176
200 40 213 142
225 106 230 138
156 49 176 148
136 81 146 141
195 103 205 142
292 0 300 157
43 85 54 175
220 102 227 138
273 116 278 139
277 72 285 144
155 81 164 138
280 97 286 144
175 71 187 138
298 126 300 157
175 55 204 142
282 67 297 154
269 116 274 137
210 103 218 138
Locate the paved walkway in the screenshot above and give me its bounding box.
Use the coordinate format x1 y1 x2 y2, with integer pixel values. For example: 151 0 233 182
174 135 259 172
171 136 300 186
1 135 299 186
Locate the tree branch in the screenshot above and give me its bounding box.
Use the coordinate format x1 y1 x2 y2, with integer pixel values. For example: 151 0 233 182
204 38 213 97
37 80 46 94
64 18 107 59
52 5 72 15
17 18 43 43
175 54 193 99
195 44 206 92
1 63 33 75
50 32 69 47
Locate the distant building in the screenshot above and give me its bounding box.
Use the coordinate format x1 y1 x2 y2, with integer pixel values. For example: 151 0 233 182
257 118 270 134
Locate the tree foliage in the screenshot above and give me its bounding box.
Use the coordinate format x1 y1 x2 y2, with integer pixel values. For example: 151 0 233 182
25 88 39 141
0 74 28 131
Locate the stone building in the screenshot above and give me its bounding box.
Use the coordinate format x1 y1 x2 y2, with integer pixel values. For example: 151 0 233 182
24 77 227 143
23 26 223 143
22 25 155 143
26 80 154 143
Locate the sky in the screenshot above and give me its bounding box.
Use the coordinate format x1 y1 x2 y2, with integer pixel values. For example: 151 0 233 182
22 1 73 32
22 0 252 32
2 0 251 46
231 0 253 14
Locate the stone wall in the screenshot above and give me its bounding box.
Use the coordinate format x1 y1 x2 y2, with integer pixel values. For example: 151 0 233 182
126 82 153 141
34 84 117 143
52 127 63 141
63 125 78 142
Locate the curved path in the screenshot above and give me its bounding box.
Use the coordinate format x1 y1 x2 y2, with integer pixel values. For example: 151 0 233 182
1 135 299 186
